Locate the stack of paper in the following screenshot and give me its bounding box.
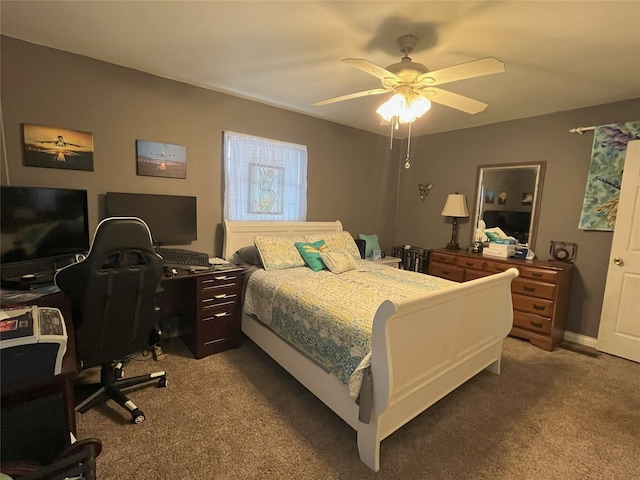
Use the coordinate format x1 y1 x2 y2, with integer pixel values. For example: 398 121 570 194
483 243 517 258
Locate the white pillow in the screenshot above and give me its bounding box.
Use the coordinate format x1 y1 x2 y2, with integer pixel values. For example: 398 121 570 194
320 251 358 274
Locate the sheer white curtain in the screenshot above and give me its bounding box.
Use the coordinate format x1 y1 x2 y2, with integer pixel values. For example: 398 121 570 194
223 131 307 221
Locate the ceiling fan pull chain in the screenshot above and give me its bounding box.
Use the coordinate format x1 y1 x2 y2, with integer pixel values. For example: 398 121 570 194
405 122 412 169
389 119 394 149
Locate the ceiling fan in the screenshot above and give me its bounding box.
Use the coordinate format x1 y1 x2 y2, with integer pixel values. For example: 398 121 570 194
314 34 505 119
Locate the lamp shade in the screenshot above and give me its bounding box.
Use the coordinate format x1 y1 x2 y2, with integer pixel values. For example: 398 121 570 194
441 194 469 218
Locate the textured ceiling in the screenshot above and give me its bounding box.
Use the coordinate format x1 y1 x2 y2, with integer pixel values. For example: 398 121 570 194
2 1 639 138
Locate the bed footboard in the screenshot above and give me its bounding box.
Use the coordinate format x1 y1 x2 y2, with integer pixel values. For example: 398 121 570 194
358 267 519 471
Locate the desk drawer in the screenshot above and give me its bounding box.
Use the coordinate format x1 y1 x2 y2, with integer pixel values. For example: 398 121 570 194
200 291 239 309
512 278 556 300
512 293 554 317
199 313 239 348
198 272 241 290
429 262 464 282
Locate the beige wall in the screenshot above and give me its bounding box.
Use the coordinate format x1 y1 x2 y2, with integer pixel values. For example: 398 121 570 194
3 36 640 338
396 99 640 337
0 36 400 257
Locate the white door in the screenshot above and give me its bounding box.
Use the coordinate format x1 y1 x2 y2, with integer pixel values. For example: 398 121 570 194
597 140 640 362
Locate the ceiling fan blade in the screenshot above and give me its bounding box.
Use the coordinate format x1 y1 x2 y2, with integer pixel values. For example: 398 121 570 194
417 87 489 114
341 58 401 84
313 88 390 106
415 58 505 87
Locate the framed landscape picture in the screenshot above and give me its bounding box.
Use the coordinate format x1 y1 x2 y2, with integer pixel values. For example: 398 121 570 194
22 124 94 171
136 140 187 179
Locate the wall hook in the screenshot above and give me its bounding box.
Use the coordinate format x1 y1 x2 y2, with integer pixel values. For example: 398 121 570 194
418 183 432 201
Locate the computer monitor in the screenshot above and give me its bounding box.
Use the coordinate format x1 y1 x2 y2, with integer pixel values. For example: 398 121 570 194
105 192 197 245
1 185 90 284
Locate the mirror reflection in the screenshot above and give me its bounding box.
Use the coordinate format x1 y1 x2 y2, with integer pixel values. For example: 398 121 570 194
471 162 546 251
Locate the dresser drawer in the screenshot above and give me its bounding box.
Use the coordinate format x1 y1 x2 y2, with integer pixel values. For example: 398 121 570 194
430 252 457 265
512 293 554 317
484 260 514 274
456 256 485 271
513 310 552 335
518 266 558 283
465 269 491 281
429 262 464 282
511 278 556 300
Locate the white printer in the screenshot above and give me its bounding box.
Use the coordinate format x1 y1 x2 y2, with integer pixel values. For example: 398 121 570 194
0 306 68 393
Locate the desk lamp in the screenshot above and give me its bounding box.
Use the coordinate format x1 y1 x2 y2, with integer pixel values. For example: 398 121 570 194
441 193 469 250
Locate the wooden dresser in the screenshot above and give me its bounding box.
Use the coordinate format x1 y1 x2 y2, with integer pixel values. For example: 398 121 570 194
428 248 574 351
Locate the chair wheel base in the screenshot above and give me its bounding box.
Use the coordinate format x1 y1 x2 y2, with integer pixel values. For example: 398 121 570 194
132 409 145 424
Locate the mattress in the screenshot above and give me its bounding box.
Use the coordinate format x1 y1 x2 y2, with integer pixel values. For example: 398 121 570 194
243 260 456 399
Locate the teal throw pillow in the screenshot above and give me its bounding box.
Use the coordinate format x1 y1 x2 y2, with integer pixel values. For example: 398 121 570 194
358 233 381 258
294 240 329 271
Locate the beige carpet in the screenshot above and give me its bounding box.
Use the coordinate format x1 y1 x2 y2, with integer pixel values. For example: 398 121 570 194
76 336 640 479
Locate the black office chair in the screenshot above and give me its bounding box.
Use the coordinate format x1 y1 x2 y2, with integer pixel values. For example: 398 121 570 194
54 217 167 424
1 438 102 480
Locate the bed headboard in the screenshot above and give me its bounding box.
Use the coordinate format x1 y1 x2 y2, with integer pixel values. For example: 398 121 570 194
222 220 344 261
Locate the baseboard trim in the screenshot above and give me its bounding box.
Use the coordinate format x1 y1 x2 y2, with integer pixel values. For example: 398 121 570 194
563 331 598 349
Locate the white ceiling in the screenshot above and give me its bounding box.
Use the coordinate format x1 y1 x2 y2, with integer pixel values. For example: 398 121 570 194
2 1 639 138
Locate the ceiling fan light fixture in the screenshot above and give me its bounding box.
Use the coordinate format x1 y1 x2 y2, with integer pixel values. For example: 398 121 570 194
376 92 431 124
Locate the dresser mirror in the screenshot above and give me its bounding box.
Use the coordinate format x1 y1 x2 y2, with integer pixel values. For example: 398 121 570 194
470 161 546 251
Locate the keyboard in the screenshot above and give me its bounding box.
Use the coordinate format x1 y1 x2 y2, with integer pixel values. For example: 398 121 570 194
155 247 210 270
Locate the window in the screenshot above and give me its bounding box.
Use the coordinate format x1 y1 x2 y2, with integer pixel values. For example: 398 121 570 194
223 131 307 221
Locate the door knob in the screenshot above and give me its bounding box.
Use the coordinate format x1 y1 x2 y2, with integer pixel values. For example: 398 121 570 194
614 257 624 266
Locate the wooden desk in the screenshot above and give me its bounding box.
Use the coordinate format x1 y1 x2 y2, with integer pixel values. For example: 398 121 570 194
1 289 78 464
157 266 244 359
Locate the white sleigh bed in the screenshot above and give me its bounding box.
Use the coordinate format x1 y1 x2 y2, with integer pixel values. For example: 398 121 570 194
223 220 518 471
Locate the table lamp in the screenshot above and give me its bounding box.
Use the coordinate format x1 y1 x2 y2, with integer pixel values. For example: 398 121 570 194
441 193 469 250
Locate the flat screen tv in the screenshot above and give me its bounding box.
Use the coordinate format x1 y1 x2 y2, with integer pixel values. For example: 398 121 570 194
105 192 197 245
1 185 90 284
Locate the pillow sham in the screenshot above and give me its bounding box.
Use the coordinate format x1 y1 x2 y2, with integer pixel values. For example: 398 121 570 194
358 233 381 258
235 245 263 266
254 235 306 271
305 231 361 260
294 240 329 272
320 251 358 274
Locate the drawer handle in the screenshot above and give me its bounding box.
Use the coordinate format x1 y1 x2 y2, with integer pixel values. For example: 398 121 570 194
532 272 542 278
214 275 232 281
530 321 543 328
465 262 474 267
533 304 547 311
442 269 450 275
214 293 236 299
202 277 237 284
203 312 232 321
523 286 536 293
